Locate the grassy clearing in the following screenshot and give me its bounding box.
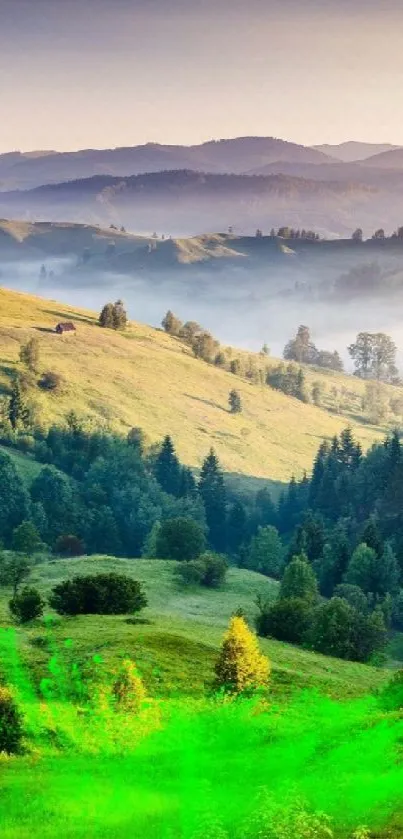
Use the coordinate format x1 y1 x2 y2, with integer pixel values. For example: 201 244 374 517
0 287 391 484
0 557 391 701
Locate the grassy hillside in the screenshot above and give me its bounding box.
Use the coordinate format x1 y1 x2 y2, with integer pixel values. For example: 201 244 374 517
0 556 390 701
0 287 392 486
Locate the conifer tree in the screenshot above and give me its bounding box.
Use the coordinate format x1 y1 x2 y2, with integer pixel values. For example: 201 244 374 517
228 389 242 414
214 615 270 695
154 435 181 497
112 300 128 330
161 310 182 336
8 379 30 431
99 303 115 328
178 466 197 498
199 448 227 551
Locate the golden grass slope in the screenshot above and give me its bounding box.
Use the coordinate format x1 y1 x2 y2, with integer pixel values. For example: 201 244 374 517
0 286 390 484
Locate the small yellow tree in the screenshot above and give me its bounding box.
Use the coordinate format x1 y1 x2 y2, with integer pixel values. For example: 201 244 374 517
112 659 146 713
215 616 270 695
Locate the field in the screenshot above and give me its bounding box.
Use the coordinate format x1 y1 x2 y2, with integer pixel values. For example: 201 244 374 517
0 557 391 701
0 287 395 488
0 556 402 838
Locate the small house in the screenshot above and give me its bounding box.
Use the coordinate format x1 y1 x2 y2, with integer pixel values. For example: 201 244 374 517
55 322 76 335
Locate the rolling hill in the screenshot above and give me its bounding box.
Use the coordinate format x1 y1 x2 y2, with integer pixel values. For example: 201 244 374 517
0 169 381 238
361 148 403 169
312 141 402 162
0 555 390 700
0 286 393 489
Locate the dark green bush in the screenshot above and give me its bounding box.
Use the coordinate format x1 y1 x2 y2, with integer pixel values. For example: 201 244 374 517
256 597 313 644
9 586 45 623
54 534 85 557
0 687 23 753
49 573 147 616
156 517 206 561
175 552 228 588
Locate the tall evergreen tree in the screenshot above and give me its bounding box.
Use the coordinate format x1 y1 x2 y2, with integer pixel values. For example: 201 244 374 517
361 518 384 559
227 500 248 556
99 303 115 328
228 389 242 414
112 300 128 330
8 379 30 431
154 436 181 497
178 466 197 499
199 448 227 552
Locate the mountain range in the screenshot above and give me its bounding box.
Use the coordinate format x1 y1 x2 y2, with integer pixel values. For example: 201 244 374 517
1 136 403 237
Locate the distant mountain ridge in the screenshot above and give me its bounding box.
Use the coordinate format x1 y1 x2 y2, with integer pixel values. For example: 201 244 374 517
0 136 336 191
312 142 402 162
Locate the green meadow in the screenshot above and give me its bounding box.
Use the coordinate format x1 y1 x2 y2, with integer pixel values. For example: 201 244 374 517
0 557 402 839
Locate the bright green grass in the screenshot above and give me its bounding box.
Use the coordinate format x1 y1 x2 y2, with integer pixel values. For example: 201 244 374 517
0 557 391 701
0 653 402 839
0 558 401 839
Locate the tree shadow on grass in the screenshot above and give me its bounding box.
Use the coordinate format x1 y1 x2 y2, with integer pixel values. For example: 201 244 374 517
42 308 97 325
184 393 228 413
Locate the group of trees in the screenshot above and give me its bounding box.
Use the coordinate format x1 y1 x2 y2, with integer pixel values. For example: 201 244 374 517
283 325 401 391
0 422 279 564
283 325 344 372
99 300 128 330
348 332 398 383
256 553 387 662
266 363 309 403
262 427 403 658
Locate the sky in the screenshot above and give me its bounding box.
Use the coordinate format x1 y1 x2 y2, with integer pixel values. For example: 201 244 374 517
1 0 403 153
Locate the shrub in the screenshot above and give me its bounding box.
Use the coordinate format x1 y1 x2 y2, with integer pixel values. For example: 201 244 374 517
156 517 206 561
175 558 207 586
214 615 270 695
308 597 387 662
49 573 147 616
0 687 23 753
256 597 313 644
9 586 45 623
201 552 228 588
54 535 85 557
176 552 228 588
38 371 63 391
112 659 146 712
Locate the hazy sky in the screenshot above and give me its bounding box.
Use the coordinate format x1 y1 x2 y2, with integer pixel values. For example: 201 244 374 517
1 0 403 153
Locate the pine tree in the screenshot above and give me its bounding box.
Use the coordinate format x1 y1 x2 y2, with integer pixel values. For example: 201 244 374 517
8 379 30 431
214 615 270 695
228 389 242 414
99 303 115 328
178 466 197 498
227 500 248 556
199 449 227 552
154 435 181 497
112 300 127 330
161 310 182 336
361 518 383 559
